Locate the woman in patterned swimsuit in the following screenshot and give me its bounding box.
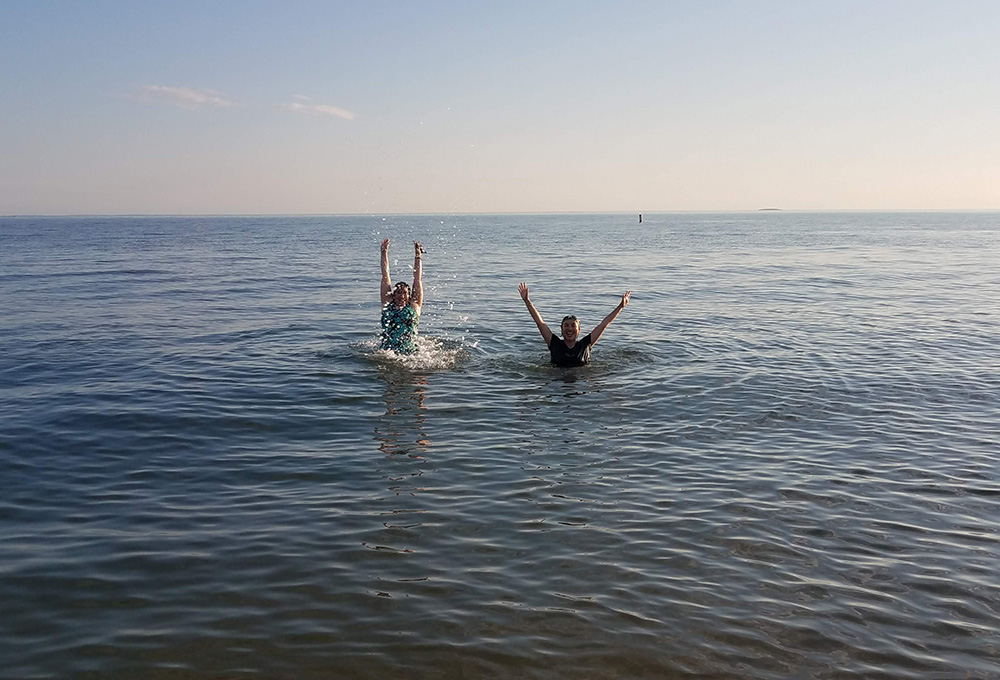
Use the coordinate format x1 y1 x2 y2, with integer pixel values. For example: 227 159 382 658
379 238 423 354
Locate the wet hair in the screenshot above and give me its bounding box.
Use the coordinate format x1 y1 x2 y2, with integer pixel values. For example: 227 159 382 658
561 315 579 325
394 281 410 293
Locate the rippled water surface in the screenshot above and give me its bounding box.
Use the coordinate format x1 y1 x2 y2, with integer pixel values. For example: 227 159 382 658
2 212 1000 678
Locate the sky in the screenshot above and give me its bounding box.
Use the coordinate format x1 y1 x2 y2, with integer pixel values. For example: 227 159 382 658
1 0 998 215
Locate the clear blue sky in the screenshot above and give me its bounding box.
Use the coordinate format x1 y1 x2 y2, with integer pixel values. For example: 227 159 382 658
2 0 998 214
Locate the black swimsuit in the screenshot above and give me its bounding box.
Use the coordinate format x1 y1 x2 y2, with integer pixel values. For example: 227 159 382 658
549 333 592 367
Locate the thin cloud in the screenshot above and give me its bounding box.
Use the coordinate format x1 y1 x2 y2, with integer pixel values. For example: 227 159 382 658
282 101 356 121
136 85 235 109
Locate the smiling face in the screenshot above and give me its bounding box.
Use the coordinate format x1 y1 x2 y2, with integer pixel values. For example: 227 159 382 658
561 316 580 342
393 283 411 306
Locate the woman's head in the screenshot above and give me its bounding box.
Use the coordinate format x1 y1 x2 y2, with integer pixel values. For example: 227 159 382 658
392 281 411 306
561 315 580 341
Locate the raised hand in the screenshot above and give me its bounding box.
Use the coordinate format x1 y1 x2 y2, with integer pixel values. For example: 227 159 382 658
518 282 530 302
380 238 392 303
621 291 631 308
414 241 424 256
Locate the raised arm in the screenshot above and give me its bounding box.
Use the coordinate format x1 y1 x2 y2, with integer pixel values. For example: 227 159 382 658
380 238 392 304
519 282 553 346
411 241 424 311
589 291 631 345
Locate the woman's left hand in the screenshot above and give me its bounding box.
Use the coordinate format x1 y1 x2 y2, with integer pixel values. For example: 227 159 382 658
621 291 631 308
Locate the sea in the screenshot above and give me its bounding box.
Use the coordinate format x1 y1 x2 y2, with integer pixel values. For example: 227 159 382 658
1 212 999 679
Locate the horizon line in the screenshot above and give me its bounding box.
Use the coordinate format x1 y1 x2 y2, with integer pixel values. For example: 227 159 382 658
4 208 1000 219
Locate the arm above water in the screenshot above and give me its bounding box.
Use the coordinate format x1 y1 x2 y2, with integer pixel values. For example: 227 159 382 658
589 290 631 346
380 238 392 304
519 282 553 346
411 241 423 312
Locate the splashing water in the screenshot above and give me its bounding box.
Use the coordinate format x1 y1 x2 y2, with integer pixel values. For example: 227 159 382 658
360 335 472 371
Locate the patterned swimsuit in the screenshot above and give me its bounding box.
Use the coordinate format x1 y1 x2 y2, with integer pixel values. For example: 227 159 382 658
380 304 419 354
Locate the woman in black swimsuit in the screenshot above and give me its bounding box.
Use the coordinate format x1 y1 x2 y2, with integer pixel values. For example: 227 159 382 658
518 282 631 367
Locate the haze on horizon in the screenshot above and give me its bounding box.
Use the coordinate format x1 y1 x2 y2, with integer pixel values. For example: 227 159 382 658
2 0 998 216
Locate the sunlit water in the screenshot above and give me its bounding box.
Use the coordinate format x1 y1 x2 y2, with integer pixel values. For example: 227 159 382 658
1 212 999 678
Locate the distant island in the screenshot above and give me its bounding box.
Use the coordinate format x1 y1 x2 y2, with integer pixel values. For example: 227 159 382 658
758 207 782 211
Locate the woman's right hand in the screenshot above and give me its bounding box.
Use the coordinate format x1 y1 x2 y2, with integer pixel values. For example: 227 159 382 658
381 237 390 253
518 282 530 302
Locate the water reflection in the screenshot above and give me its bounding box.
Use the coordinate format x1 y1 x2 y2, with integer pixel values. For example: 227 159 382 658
550 366 586 386
361 370 433 564
374 370 431 456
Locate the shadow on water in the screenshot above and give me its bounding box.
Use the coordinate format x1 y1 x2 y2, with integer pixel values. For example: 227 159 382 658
374 370 431 457
512 364 628 459
362 330 476 456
